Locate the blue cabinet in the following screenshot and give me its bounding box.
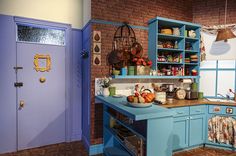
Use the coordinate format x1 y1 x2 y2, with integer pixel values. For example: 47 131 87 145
171 105 206 151
173 116 189 150
189 114 206 146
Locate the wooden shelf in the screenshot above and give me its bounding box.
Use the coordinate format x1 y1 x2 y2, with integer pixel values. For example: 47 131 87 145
157 62 182 65
185 63 199 65
158 48 184 52
112 75 199 79
185 50 199 53
158 33 184 40
185 37 199 42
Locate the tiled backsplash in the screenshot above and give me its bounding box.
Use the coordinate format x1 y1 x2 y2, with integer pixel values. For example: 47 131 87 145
95 78 192 96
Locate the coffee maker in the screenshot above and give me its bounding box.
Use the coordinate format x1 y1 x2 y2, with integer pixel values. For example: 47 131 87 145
161 83 176 101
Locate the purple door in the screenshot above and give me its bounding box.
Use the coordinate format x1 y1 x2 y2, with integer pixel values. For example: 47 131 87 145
17 42 66 150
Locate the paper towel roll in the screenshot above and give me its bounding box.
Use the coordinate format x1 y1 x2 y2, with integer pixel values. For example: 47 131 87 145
180 79 192 84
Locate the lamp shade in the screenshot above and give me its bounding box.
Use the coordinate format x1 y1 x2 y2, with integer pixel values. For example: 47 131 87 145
215 28 236 42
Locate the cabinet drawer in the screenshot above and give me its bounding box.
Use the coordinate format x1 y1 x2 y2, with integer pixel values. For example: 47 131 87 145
208 105 236 115
190 105 206 115
172 107 189 117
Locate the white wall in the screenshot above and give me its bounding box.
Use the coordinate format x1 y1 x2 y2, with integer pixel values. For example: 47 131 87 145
83 0 91 26
0 0 85 29
202 31 236 60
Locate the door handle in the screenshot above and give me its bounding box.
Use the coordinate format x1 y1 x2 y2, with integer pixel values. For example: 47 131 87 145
19 100 25 109
14 82 23 87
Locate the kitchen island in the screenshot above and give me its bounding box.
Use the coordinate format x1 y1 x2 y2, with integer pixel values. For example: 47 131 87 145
96 96 236 156
96 95 174 156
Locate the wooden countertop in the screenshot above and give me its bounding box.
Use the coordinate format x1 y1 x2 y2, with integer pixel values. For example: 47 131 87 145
95 96 173 120
161 99 236 108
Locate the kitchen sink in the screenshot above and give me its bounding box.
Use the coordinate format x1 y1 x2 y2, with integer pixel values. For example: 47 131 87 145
207 98 236 103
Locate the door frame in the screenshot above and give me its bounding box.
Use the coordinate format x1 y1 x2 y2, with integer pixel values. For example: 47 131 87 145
14 16 73 142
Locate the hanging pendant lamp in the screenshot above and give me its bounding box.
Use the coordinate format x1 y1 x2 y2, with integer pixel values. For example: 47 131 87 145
215 0 236 42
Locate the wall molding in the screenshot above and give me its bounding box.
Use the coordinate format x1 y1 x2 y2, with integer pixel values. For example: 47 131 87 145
82 135 90 151
89 144 103 155
82 19 149 30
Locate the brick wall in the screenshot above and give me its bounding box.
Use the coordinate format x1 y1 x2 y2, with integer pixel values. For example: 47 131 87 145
89 0 194 145
193 0 236 25
92 0 193 26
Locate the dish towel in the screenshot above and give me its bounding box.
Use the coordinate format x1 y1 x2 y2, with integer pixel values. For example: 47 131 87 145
208 116 236 147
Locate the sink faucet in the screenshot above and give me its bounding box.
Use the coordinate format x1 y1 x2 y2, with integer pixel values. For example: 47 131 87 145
217 93 230 100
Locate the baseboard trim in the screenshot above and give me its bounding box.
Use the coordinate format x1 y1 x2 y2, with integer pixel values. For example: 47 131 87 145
71 132 82 141
89 144 103 155
82 135 103 155
82 135 90 151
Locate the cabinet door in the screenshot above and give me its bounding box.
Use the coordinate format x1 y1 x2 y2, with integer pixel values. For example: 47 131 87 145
189 114 205 146
172 116 189 151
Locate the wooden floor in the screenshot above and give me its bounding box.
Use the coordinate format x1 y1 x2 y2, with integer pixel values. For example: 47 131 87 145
173 147 236 156
0 141 235 156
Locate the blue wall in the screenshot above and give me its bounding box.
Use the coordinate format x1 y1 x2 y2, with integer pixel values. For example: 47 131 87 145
82 23 92 150
0 15 17 153
71 28 83 141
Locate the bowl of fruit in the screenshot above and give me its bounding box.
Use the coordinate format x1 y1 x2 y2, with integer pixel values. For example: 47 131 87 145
126 85 155 108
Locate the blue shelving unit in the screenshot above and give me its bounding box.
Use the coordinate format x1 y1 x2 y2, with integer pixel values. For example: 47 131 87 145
148 16 201 79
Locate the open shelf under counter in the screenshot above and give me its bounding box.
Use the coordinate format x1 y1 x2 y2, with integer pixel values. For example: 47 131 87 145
104 111 146 141
112 75 199 79
158 33 184 40
104 146 131 156
104 126 135 156
158 48 184 52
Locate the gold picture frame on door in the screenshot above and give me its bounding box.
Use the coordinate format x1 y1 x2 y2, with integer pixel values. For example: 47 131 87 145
34 54 51 72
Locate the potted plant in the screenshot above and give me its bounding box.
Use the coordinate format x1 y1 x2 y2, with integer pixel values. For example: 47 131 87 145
132 56 152 75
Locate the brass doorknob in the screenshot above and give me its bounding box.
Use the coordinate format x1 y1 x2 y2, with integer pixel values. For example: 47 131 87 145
19 100 25 109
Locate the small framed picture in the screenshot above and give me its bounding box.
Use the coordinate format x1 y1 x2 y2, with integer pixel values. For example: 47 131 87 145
226 107 233 114
34 54 51 72
93 42 101 54
93 54 101 66
93 31 101 42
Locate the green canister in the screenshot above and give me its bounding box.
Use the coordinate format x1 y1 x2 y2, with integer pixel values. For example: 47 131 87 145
191 83 198 92
128 66 135 75
109 86 116 96
198 92 204 99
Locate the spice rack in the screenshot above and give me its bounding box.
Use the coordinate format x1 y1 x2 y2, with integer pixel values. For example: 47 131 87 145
148 17 201 78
